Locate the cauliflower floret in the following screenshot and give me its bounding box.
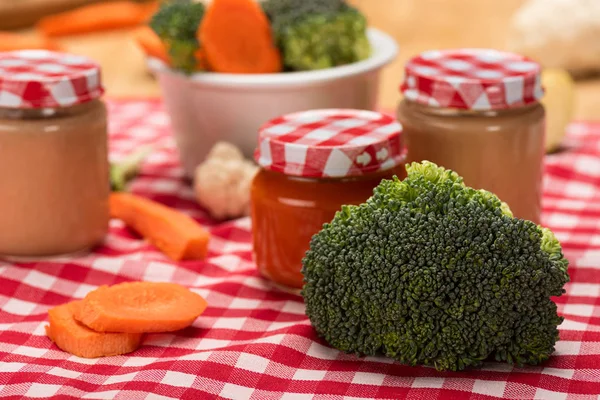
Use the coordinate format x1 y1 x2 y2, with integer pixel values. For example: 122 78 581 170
206 141 244 161
507 0 600 75
194 142 259 220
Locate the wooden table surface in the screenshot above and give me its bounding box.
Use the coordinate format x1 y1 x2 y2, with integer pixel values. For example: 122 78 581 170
13 0 600 120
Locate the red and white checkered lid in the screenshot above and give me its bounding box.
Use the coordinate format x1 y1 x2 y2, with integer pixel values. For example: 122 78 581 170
0 50 104 109
255 109 404 178
400 48 544 110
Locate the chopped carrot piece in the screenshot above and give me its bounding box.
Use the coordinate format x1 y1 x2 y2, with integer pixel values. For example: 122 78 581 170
37 1 156 37
75 282 208 333
195 48 208 71
0 32 62 51
45 301 142 358
133 27 208 70
199 0 282 73
109 192 211 261
133 26 171 65
140 1 160 22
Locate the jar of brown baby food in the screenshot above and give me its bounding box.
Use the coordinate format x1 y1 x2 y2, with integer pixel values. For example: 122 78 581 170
397 49 545 223
0 50 109 257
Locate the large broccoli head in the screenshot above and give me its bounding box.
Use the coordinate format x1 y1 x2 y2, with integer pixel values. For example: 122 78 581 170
262 0 371 71
149 0 205 73
301 161 569 371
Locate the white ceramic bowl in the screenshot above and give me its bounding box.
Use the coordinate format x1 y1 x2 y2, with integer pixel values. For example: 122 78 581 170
148 28 399 178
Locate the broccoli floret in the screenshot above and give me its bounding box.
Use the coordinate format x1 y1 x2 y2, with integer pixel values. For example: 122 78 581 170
301 161 570 371
149 0 205 73
110 146 153 192
262 0 371 71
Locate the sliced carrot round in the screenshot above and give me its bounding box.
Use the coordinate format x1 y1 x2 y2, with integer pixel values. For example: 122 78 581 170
133 26 171 65
199 0 282 74
46 301 142 358
75 282 208 333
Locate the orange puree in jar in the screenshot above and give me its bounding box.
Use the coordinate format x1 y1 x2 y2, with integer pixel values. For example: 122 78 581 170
0 50 109 257
251 109 406 289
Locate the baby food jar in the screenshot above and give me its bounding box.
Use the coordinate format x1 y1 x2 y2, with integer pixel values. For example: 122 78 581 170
397 49 545 223
0 50 109 257
251 109 406 289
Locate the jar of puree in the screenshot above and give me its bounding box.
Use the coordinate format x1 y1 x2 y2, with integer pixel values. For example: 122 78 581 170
251 109 406 289
0 50 109 257
397 49 545 223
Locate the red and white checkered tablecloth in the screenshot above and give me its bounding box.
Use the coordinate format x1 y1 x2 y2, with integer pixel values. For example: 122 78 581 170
1 99 599 400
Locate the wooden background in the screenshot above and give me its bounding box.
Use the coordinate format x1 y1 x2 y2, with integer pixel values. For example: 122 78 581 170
3 0 599 119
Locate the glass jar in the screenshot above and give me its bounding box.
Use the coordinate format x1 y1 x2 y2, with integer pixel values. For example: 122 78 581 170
0 50 109 257
397 49 546 224
251 109 406 289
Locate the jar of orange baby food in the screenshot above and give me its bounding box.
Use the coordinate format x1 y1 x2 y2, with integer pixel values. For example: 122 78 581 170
251 109 406 289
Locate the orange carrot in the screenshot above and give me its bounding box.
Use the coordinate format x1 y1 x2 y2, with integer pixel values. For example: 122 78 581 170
194 48 208 71
75 282 208 333
0 32 62 51
133 26 207 70
37 1 156 37
140 1 160 22
109 192 210 261
199 0 282 74
45 301 143 358
133 26 171 65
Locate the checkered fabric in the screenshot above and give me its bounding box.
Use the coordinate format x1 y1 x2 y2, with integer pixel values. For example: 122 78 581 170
400 49 544 110
256 109 404 178
0 50 103 109
1 99 599 400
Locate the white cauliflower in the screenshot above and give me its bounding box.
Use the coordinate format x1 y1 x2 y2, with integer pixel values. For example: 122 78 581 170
507 0 600 75
194 142 259 220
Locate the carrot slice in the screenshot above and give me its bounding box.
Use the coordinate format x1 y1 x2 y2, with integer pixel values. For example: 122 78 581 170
45 301 142 358
199 0 282 73
109 192 211 261
133 26 207 70
133 26 171 65
75 282 208 333
37 1 156 37
195 48 208 71
140 1 160 22
0 32 62 51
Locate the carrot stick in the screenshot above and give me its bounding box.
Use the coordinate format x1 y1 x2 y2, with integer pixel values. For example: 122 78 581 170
37 1 156 37
132 27 208 70
195 48 208 71
133 26 171 65
140 1 160 22
109 192 210 261
199 0 282 74
45 301 143 358
0 32 62 51
75 282 208 333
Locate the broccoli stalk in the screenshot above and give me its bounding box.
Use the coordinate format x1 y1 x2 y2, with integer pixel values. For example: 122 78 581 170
262 0 371 71
149 0 205 73
301 161 570 371
110 146 153 192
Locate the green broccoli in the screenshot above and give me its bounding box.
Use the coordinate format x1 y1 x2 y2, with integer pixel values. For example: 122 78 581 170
110 146 153 192
301 161 570 371
261 0 371 71
149 0 205 73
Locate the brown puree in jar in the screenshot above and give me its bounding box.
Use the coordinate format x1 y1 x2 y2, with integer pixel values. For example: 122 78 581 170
398 101 545 223
397 48 547 224
0 50 110 257
0 100 109 256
